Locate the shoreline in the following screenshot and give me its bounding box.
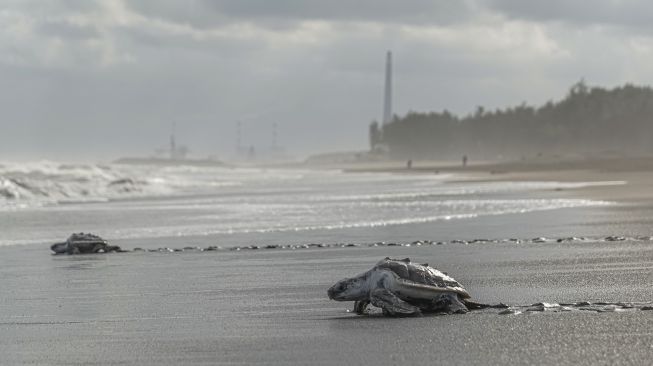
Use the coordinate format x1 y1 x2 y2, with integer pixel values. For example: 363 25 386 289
3 157 650 250
334 156 653 203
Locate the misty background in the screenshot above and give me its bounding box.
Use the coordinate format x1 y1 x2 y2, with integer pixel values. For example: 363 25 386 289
2 0 653 161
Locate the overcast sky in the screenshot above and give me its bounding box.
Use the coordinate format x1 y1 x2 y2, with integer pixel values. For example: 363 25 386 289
2 0 653 161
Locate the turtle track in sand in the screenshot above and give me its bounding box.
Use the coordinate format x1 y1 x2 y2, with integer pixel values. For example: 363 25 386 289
343 301 653 317
99 234 653 254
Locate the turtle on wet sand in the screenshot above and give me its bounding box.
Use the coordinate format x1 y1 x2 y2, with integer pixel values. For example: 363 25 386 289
327 257 489 316
50 233 123 254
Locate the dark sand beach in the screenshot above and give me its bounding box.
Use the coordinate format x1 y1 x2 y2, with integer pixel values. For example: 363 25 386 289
2 236 652 365
2 159 653 365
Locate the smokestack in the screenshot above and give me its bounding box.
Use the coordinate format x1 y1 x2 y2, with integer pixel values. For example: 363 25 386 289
383 51 393 124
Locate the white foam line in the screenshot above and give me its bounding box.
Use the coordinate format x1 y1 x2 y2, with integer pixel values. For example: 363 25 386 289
22 199 611 243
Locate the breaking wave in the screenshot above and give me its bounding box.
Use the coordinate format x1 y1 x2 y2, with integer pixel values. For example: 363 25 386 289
0 161 251 208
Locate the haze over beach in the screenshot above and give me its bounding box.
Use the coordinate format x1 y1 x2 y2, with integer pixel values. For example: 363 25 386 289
1 1 653 365
3 0 653 161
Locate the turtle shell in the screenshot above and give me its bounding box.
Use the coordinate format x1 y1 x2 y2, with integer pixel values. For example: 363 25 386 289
374 257 471 298
67 232 107 245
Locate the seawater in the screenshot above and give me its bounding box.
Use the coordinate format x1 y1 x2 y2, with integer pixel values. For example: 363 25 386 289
0 161 618 247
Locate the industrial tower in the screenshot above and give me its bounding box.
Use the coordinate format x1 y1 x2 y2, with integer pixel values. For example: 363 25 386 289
383 51 393 124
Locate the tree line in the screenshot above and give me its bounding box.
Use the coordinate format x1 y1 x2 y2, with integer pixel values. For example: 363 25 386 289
370 81 653 160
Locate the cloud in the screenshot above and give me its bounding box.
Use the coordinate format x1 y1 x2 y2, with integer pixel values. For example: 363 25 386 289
484 0 653 29
37 20 101 40
125 0 476 29
1 0 653 160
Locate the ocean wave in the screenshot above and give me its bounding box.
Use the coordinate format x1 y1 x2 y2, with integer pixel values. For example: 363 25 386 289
0 161 237 208
0 163 155 206
0 161 336 209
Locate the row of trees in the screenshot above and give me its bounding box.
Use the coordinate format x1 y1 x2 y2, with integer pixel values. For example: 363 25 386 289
371 82 653 159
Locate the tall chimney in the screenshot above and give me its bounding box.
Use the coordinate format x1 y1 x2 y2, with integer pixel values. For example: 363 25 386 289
383 51 393 124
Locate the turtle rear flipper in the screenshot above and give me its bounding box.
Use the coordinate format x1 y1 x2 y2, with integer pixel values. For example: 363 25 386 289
463 299 490 310
429 293 469 314
370 288 421 316
463 299 509 309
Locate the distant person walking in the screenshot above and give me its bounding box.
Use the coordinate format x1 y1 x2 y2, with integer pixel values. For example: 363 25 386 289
462 155 468 168
406 160 412 169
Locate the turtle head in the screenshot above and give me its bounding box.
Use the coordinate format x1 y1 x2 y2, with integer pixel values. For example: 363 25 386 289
50 242 68 254
327 276 368 301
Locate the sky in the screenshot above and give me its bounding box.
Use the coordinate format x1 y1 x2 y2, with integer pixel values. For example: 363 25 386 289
2 0 653 161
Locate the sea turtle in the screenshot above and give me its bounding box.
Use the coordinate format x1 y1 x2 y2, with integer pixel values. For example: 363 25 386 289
50 233 123 254
327 257 488 316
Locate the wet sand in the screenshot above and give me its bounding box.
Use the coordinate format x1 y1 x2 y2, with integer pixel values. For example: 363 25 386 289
1 237 652 365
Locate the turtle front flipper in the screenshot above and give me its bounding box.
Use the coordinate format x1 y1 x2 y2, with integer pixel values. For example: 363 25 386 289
370 288 421 316
353 300 370 314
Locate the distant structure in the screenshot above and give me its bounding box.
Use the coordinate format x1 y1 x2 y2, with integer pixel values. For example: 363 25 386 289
235 120 245 156
268 122 287 160
368 51 392 153
235 120 253 158
233 121 288 161
236 121 242 152
115 122 227 167
169 123 176 159
168 122 188 160
383 50 393 124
